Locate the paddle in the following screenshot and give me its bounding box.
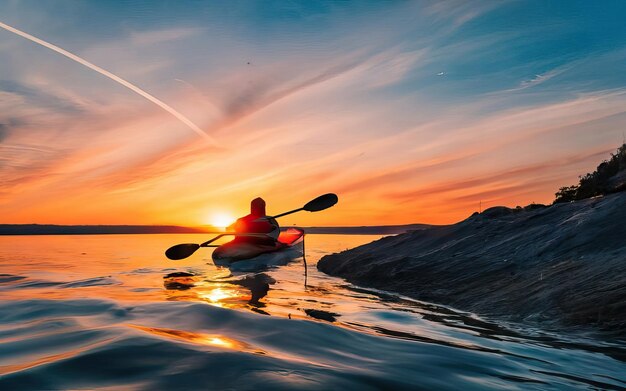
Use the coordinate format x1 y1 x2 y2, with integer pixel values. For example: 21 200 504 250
267 193 338 219
165 233 267 260
165 193 338 260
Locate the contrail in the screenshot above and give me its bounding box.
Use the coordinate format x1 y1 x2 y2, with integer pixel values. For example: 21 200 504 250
0 20 216 144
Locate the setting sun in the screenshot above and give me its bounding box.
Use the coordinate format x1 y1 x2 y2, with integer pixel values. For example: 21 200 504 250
209 212 236 229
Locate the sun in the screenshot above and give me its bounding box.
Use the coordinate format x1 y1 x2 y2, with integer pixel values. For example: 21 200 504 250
209 212 236 229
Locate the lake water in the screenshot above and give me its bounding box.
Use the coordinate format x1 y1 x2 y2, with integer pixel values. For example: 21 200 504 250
0 234 624 390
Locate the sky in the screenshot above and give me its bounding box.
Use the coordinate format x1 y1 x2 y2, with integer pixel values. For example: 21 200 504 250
1 0 626 227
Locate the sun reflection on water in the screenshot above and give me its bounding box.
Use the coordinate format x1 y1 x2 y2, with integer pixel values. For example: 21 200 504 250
196 285 249 308
128 325 265 354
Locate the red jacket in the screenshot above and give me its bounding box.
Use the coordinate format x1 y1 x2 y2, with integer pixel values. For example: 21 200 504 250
231 198 279 245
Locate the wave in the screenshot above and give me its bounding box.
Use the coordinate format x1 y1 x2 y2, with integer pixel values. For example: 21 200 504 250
1 299 625 390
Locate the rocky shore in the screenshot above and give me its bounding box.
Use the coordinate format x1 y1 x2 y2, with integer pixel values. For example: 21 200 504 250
318 192 626 337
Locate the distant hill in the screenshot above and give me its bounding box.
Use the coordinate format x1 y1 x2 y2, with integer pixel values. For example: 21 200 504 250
0 224 427 235
0 225 213 235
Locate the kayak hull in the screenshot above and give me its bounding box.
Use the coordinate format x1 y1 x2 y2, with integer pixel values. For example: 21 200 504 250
212 228 304 271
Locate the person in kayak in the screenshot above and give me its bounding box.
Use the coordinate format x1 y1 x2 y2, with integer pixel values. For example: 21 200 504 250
230 197 279 246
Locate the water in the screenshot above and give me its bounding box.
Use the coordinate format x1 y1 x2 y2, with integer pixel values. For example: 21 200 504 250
0 234 624 390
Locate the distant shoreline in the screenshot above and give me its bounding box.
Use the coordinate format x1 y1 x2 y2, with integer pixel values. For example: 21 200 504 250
0 224 428 236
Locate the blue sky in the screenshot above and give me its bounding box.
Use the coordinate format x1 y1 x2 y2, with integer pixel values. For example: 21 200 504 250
1 1 626 225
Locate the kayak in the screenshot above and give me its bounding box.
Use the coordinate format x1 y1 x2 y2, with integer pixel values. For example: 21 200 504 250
212 227 305 271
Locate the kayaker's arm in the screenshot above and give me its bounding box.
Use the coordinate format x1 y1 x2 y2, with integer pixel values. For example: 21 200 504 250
166 232 275 260
199 232 272 247
251 193 338 222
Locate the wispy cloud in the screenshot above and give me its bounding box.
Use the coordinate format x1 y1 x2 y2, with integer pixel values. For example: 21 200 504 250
0 20 216 144
129 27 203 46
1 2 625 225
0 80 85 114
386 148 614 202
0 124 7 142
519 69 565 89
505 63 575 92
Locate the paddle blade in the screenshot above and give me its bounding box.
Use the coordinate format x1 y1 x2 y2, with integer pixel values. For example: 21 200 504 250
165 243 200 260
303 193 338 212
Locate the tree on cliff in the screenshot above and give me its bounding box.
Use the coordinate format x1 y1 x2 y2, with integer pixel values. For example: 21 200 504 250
555 143 626 203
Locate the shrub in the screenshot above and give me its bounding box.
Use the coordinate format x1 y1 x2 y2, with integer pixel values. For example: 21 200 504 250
554 143 626 203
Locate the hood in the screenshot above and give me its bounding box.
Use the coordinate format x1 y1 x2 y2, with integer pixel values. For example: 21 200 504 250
250 197 266 216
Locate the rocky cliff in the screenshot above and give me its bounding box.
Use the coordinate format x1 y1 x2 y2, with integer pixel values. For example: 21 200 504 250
318 192 626 336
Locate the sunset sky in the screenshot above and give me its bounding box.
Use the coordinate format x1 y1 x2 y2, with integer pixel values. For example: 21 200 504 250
2 1 626 226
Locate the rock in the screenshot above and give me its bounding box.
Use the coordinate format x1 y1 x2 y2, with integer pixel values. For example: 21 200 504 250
318 192 626 337
303 309 340 322
481 206 515 218
609 170 626 192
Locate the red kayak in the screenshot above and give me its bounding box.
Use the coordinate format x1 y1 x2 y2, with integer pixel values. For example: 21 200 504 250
212 227 304 268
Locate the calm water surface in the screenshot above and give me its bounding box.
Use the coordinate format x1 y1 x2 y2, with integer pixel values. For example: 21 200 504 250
0 234 624 390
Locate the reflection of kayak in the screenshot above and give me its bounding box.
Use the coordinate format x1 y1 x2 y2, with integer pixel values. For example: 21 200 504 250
212 228 304 271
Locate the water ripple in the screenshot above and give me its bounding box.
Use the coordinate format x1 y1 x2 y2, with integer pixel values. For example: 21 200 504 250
0 234 624 390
